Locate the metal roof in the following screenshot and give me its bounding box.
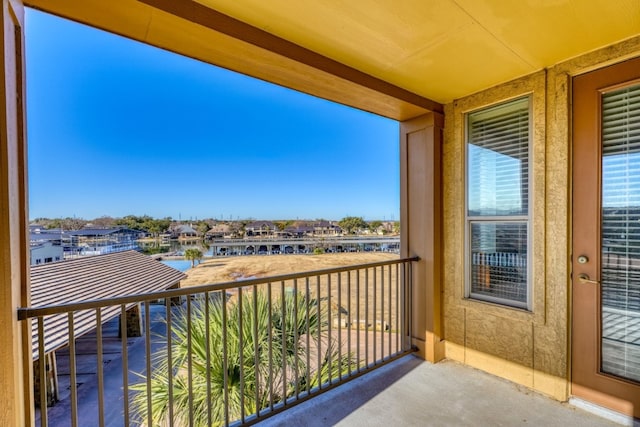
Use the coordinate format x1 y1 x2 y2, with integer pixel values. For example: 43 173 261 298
29 232 64 242
66 227 141 236
246 221 277 228
29 250 186 358
173 224 197 234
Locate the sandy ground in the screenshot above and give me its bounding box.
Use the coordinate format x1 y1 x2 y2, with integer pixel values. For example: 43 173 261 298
181 252 406 335
181 252 400 287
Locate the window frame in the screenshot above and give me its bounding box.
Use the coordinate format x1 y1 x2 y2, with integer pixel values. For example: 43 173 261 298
464 95 533 310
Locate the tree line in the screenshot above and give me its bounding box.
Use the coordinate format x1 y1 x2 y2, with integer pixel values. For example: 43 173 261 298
31 215 400 236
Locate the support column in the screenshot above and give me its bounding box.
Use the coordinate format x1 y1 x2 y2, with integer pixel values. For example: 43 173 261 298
400 112 445 363
32 352 58 407
119 304 143 338
0 1 32 425
168 282 182 305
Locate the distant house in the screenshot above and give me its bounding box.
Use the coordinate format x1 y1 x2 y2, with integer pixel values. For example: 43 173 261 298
283 221 342 237
380 221 397 235
366 222 389 235
283 224 315 238
206 223 233 239
172 224 198 239
313 221 342 236
245 221 277 237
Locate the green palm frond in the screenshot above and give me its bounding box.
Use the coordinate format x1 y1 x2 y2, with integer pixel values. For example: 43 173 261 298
132 289 358 426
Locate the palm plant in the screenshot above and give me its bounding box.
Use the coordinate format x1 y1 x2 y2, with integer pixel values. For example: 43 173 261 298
184 248 203 268
132 289 359 426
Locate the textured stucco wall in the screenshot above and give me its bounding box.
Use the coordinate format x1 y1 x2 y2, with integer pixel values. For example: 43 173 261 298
441 36 640 400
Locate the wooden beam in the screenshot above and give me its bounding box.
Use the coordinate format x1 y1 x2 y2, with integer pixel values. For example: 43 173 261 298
139 0 443 114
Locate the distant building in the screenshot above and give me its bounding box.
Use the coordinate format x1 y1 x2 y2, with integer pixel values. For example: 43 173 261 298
30 228 66 259
283 221 342 237
65 227 143 256
172 224 198 239
206 223 233 239
29 226 143 259
29 224 46 234
380 221 397 235
245 221 277 237
283 224 314 238
29 241 63 266
313 221 342 235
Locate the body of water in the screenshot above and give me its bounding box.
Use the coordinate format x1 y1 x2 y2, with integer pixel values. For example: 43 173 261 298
160 260 193 272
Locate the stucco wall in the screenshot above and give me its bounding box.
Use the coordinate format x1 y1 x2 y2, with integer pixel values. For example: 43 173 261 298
441 36 640 401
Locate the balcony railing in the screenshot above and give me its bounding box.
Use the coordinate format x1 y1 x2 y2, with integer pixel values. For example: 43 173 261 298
18 257 418 426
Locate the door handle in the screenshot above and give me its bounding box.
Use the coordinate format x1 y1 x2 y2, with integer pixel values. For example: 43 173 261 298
578 273 600 285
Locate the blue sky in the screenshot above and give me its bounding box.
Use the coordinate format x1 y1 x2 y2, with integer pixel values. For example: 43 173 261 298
25 9 399 222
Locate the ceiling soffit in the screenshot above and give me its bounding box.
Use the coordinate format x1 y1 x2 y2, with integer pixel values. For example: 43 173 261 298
194 0 640 103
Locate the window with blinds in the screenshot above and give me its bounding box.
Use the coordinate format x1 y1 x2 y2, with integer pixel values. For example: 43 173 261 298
600 83 640 382
466 96 530 308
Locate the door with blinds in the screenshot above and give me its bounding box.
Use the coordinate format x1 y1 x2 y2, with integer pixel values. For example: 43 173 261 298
572 56 640 418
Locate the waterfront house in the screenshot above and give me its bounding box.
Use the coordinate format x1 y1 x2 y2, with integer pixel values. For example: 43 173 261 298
205 223 233 239
283 220 343 237
312 220 342 236
244 220 277 237
283 224 314 238
2 1 640 425
170 224 198 239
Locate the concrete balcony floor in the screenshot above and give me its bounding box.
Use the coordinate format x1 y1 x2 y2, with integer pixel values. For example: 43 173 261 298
258 355 629 427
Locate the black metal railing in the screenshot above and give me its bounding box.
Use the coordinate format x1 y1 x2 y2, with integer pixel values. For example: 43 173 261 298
19 257 418 426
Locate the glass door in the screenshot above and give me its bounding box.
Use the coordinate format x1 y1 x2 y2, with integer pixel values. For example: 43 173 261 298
572 56 640 418
600 83 640 384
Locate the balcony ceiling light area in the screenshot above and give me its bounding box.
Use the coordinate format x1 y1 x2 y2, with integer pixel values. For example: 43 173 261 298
24 0 640 119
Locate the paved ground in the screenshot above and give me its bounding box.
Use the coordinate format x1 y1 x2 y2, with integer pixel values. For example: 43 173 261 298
38 304 169 427
259 356 629 427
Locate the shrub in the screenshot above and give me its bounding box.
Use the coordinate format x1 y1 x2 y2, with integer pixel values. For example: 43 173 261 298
132 290 358 425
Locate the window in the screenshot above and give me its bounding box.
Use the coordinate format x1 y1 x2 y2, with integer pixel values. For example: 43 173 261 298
466 96 531 309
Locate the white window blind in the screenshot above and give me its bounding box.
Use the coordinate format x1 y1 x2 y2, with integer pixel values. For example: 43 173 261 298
467 98 529 216
466 97 530 308
600 84 640 382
